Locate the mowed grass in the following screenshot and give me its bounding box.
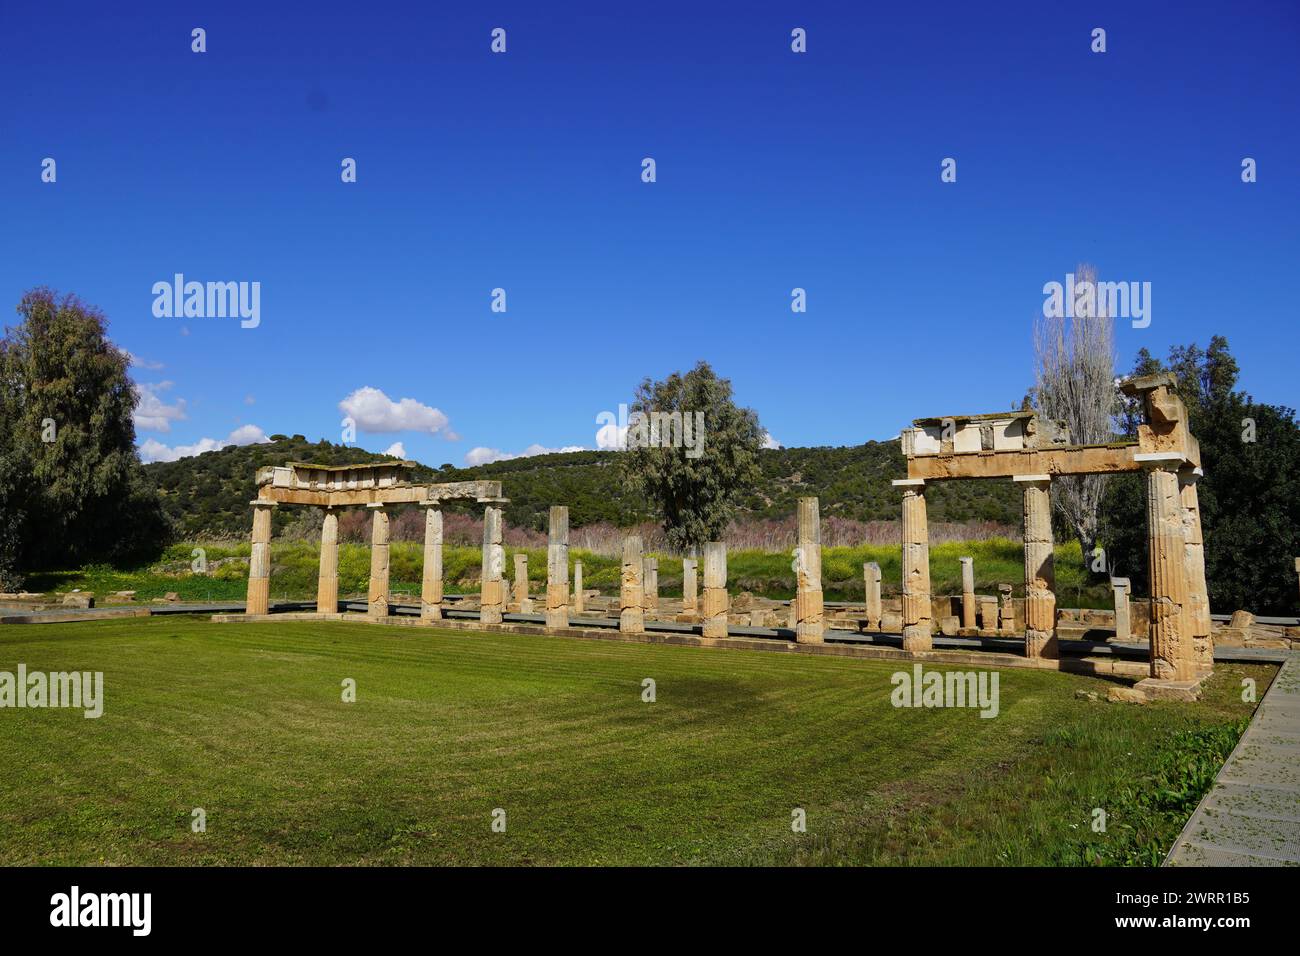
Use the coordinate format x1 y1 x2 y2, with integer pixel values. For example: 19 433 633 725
0 616 1268 866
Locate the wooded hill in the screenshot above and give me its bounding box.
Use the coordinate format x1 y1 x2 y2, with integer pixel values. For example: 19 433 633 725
142 435 1023 538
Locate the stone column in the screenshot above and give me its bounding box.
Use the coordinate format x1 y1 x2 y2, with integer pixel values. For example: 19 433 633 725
367 503 390 619
317 507 339 614
480 505 505 625
620 535 645 633
894 479 932 652
513 553 532 613
545 506 569 631
246 499 276 616
573 560 584 613
682 558 698 612
795 496 824 644
1146 464 1195 681
702 542 729 638
1018 476 1057 659
1179 469 1213 673
959 556 976 630
863 561 882 631
642 557 659 613
1111 577 1131 642
420 505 444 621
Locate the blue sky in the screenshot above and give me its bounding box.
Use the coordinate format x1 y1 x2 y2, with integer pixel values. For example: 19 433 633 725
2 1 1296 465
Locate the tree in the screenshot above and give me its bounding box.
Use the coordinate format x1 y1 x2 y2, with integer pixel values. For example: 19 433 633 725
621 362 764 552
1100 336 1300 614
1032 263 1117 572
0 289 171 578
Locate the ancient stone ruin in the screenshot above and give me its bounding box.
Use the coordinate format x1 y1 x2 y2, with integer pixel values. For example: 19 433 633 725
235 373 1224 700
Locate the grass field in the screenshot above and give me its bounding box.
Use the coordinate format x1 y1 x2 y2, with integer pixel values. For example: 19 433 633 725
28 537 1112 607
0 616 1267 866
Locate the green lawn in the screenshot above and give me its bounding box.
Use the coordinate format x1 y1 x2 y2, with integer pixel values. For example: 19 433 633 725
0 616 1267 866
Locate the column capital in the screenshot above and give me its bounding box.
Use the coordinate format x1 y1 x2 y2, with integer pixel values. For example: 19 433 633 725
249 498 277 508
892 478 925 488
1012 474 1052 484
366 501 387 510
1134 452 1187 471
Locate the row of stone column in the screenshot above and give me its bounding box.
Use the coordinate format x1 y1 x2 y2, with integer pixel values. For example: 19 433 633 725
891 462 1212 681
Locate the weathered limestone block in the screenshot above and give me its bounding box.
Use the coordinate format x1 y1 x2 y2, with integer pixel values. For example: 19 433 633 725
895 480 932 651
702 541 729 638
998 584 1015 631
573 560 584 613
367 503 391 619
1111 576 1131 642
682 558 698 612
480 505 505 625
420 506 443 621
620 535 645 633
939 615 959 637
317 507 339 614
1179 470 1213 673
513 553 533 613
959 556 977 629
246 499 275 616
978 595 998 631
1019 476 1057 659
545 505 569 631
863 561 882 631
61 592 94 608
642 557 659 613
1145 465 1195 681
881 609 902 633
795 496 824 644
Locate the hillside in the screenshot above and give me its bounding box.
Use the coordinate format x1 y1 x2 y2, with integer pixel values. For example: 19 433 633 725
142 436 1023 538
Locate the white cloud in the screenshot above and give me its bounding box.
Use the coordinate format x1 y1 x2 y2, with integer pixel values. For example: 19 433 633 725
465 443 586 466
338 387 454 437
761 431 782 449
126 351 164 371
138 424 269 463
133 382 187 433
383 441 407 458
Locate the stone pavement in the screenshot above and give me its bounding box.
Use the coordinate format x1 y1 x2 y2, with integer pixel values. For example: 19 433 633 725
1166 656 1300 866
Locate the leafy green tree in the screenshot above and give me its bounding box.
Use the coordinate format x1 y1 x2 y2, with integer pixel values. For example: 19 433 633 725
620 361 764 552
0 289 171 576
1100 336 1300 614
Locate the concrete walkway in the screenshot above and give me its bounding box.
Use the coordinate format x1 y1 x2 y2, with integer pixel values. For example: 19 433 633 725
1166 656 1300 866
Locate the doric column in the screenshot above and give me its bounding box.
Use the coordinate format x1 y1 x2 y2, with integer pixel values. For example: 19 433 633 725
1179 468 1213 673
620 535 645 633
246 498 276 616
1145 462 1195 680
701 542 729 638
642 557 659 613
959 556 976 630
863 561 882 631
894 479 932 652
367 503 390 619
795 496 824 643
513 553 532 613
480 505 505 624
545 505 569 631
420 505 444 621
573 560 584 613
682 558 698 612
1111 576 1131 642
317 507 339 614
1017 475 1057 659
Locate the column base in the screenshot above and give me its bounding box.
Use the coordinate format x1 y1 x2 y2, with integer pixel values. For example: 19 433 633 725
620 608 644 633
544 609 568 630
901 625 932 652
1134 676 1206 702
1025 629 1059 659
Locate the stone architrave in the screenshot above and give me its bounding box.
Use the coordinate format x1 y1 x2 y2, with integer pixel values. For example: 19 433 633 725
620 536 645 633
795 497 824 644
